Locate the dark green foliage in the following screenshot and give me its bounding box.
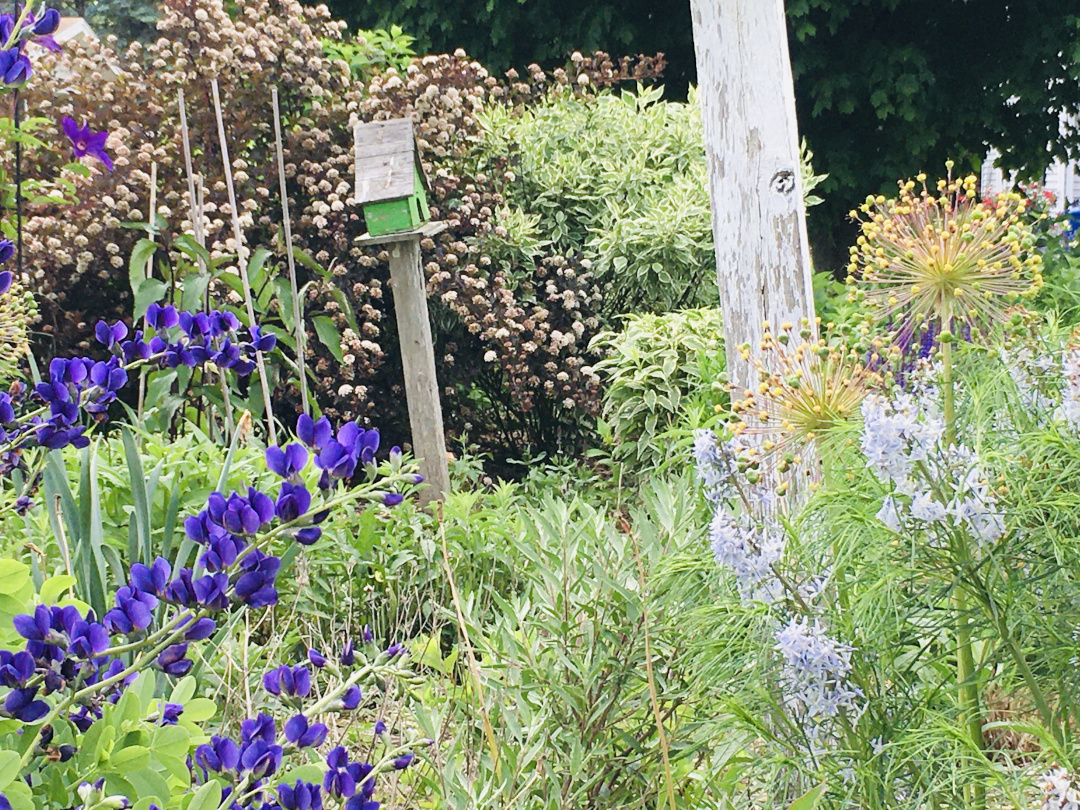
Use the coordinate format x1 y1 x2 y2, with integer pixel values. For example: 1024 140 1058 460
322 0 1080 265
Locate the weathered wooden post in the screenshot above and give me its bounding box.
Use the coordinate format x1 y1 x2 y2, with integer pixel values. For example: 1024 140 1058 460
354 119 450 505
689 0 816 390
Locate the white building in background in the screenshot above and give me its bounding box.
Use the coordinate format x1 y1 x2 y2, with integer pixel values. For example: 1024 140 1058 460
981 148 1080 212
980 112 1080 212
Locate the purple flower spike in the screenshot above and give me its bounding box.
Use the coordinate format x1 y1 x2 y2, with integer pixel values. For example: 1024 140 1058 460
284 714 329 748
62 117 113 171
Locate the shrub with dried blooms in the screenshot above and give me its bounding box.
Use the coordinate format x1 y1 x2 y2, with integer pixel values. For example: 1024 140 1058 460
10 0 663 459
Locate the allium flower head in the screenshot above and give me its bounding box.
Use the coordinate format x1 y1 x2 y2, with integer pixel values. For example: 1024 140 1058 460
848 168 1043 333
731 321 880 482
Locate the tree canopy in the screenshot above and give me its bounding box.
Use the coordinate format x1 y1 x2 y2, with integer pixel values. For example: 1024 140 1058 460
325 0 1080 265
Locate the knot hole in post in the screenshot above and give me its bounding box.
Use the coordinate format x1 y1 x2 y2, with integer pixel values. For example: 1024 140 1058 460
770 169 796 196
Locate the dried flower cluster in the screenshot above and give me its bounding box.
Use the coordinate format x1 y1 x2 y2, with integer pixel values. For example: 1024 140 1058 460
11 0 663 455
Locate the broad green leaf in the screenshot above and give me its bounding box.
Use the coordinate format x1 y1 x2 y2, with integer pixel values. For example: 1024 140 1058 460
788 782 827 810
312 315 343 361
0 560 30 594
109 744 151 771
0 749 21 789
38 575 77 605
186 778 222 810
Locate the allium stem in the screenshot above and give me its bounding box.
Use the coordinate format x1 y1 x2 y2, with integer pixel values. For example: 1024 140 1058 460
942 339 986 809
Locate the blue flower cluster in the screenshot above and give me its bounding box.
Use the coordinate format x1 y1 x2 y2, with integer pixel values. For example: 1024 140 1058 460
0 302 275 468
0 7 60 88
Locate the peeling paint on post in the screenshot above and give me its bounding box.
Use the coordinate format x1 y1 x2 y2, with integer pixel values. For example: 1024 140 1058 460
689 0 816 391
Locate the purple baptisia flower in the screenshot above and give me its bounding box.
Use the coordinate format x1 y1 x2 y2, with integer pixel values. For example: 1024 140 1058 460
297 414 332 451
266 442 309 480
129 557 171 596
0 651 34 687
165 568 198 606
207 488 274 535
263 664 311 698
340 640 355 666
62 117 113 171
181 616 217 641
308 649 326 668
341 685 361 710
0 238 12 264
193 573 230 610
241 712 276 744
156 643 192 677
393 753 415 770
3 686 48 722
284 714 329 748
278 780 323 810
0 271 11 296
145 303 180 330
66 618 109 659
239 739 282 779
194 735 240 772
275 481 312 523
94 319 128 348
103 586 157 635
0 47 31 86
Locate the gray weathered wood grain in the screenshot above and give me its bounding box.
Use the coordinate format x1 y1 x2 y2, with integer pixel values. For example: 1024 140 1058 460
689 0 816 391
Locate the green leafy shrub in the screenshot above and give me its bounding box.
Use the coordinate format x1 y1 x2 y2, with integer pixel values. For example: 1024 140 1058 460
590 307 725 466
479 84 716 315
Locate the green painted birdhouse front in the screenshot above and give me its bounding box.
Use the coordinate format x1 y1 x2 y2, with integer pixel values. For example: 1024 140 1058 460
353 119 431 237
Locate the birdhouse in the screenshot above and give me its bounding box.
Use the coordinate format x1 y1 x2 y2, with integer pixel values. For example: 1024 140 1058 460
353 118 430 237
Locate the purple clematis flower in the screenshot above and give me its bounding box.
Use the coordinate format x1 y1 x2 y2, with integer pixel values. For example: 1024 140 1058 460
62 117 114 171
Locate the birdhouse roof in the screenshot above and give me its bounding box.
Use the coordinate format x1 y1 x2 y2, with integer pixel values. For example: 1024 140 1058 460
353 119 425 204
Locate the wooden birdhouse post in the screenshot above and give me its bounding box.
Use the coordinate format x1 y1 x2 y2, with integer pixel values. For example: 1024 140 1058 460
354 118 450 506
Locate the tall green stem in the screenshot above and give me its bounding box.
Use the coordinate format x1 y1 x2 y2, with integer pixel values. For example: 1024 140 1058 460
941 338 985 809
